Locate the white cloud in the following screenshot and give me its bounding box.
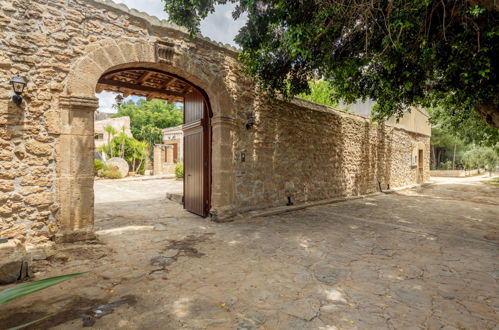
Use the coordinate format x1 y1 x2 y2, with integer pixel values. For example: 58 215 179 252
113 0 246 46
97 0 247 111
97 91 139 113
97 91 118 113
114 0 167 19
200 3 247 46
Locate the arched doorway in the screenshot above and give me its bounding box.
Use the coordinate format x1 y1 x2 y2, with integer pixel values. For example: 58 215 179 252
57 38 237 241
96 67 212 217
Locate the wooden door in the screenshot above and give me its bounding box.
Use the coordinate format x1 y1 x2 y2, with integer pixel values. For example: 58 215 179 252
183 90 209 216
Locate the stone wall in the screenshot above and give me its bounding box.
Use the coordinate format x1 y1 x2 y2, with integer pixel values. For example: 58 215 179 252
430 169 480 177
0 0 430 247
153 144 177 176
232 98 430 213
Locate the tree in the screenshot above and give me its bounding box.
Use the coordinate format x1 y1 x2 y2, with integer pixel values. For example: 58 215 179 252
119 126 127 158
98 135 149 174
480 146 499 175
429 106 499 146
103 125 117 158
297 81 338 107
112 99 183 142
462 145 499 174
138 125 163 151
164 0 499 137
431 127 466 169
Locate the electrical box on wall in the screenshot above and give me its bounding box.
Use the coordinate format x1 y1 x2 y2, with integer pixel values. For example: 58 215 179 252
411 154 418 167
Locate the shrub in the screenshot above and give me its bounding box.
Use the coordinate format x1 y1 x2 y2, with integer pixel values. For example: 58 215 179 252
440 161 452 170
100 166 122 179
94 159 107 175
175 163 184 179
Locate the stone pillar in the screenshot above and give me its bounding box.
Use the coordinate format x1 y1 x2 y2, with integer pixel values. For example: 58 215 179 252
153 145 164 175
55 95 98 242
210 115 237 219
166 146 174 163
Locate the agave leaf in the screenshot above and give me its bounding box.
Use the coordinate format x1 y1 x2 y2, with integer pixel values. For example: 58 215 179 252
0 272 88 305
6 314 53 330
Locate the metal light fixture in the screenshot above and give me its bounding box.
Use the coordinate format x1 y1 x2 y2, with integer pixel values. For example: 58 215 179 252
10 76 26 106
245 112 255 129
115 94 124 106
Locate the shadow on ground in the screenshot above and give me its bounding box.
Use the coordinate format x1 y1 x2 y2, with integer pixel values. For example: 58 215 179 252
1 176 497 329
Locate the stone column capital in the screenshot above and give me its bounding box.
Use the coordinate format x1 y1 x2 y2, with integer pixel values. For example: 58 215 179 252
211 115 238 127
59 95 99 111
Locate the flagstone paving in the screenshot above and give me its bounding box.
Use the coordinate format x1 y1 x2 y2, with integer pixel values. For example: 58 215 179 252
1 177 498 329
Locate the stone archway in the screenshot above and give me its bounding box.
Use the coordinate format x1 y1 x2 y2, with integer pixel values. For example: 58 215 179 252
55 38 235 241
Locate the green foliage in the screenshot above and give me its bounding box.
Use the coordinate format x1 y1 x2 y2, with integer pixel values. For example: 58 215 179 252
462 145 499 171
103 125 118 158
297 81 338 107
430 126 469 169
175 162 184 179
440 161 452 170
7 315 52 330
429 107 499 146
98 136 149 175
94 159 107 174
164 0 499 140
112 99 183 147
100 166 122 179
0 272 87 330
483 177 499 186
0 272 87 305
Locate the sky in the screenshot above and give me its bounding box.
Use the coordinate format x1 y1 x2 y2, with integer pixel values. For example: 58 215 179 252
97 0 246 113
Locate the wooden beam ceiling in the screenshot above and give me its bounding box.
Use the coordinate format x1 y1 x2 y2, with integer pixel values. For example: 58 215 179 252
97 78 185 98
96 69 193 102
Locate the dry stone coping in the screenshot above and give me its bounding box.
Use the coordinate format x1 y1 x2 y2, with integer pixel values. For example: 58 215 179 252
106 157 129 178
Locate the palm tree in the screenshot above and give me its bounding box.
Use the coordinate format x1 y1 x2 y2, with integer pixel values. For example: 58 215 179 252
104 125 117 158
119 126 127 158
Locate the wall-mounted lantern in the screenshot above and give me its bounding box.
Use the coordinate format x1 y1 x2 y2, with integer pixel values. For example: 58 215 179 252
115 94 124 106
245 112 255 129
10 76 26 106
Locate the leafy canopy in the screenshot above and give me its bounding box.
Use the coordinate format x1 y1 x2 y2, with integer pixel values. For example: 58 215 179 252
297 81 338 108
112 99 183 145
163 0 499 138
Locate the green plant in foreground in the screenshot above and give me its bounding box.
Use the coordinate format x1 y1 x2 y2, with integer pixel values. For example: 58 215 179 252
175 162 184 179
1 272 88 329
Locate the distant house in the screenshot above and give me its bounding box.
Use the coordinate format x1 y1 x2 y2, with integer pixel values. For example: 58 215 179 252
153 125 183 175
94 116 133 159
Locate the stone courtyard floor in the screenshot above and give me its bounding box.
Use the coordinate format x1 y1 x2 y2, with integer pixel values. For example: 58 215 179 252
1 176 498 329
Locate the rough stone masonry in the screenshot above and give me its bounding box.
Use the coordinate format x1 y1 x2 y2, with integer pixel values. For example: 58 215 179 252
0 0 430 257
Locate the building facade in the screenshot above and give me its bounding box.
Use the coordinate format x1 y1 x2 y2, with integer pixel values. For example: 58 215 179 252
94 116 133 149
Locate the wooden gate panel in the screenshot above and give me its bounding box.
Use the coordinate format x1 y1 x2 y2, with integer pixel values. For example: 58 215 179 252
183 90 209 217
185 91 204 124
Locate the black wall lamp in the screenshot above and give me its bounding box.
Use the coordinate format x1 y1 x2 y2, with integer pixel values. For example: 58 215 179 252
115 94 124 106
245 112 255 129
10 76 26 106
